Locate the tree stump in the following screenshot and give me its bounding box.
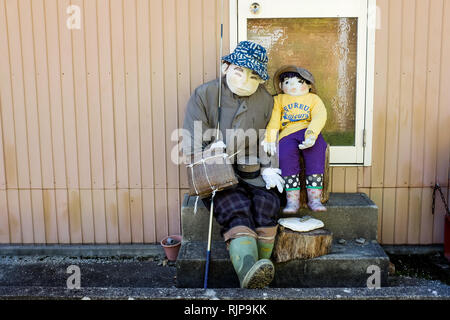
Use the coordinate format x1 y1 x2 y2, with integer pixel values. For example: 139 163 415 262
272 226 333 263
299 143 330 207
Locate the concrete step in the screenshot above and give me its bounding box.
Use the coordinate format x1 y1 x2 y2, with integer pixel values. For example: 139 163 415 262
181 193 379 242
2 282 450 300
176 240 389 288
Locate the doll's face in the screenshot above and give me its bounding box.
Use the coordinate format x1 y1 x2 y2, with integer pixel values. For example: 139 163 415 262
280 76 311 96
222 63 265 96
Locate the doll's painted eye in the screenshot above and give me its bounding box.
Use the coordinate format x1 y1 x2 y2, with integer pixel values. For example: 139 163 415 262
298 79 305 84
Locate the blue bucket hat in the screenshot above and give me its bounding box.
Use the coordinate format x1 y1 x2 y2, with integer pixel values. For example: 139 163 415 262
222 41 269 81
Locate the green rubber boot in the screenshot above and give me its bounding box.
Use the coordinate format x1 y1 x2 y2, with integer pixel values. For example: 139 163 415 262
229 236 275 289
257 241 275 260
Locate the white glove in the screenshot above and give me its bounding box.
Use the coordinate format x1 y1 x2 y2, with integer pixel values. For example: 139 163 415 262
210 140 226 150
261 140 277 156
298 137 316 150
261 167 285 193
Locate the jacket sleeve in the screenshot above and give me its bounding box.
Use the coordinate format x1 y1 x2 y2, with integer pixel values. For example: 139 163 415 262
305 95 327 140
264 96 282 143
182 87 212 157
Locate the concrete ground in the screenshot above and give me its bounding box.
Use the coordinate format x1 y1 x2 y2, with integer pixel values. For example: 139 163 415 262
0 245 449 300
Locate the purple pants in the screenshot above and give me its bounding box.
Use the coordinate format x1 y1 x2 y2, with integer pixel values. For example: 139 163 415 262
279 128 327 176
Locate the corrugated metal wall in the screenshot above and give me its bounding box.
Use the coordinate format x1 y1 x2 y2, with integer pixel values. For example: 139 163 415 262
0 0 448 245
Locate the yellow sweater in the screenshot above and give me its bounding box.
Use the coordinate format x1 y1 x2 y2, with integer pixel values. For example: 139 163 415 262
264 93 327 143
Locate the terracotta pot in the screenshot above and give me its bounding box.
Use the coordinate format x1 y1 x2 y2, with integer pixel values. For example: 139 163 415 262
160 235 182 261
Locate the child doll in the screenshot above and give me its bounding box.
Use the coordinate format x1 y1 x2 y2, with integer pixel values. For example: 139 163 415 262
262 65 327 213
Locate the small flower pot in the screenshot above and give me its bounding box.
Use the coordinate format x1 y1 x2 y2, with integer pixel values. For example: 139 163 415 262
160 235 182 261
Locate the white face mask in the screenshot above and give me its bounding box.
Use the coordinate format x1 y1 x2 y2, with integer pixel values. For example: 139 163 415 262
280 76 311 96
223 64 264 97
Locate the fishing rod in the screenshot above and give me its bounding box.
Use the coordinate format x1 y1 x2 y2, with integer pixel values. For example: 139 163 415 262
204 0 224 289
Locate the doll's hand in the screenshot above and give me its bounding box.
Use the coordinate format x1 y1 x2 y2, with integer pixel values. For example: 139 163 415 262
298 137 316 150
261 168 285 193
261 140 277 156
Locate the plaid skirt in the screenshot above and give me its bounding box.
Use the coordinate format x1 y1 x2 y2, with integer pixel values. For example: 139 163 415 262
202 179 281 237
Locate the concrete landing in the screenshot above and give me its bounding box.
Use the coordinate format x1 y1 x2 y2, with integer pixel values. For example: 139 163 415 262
0 249 448 300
